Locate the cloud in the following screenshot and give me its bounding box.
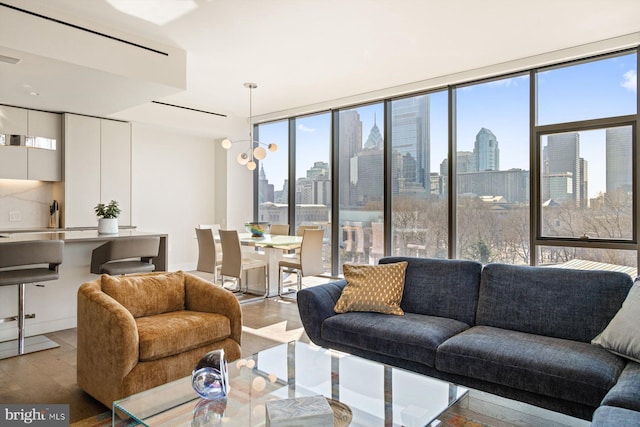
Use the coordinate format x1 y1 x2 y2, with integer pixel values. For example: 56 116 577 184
621 70 637 93
298 124 316 132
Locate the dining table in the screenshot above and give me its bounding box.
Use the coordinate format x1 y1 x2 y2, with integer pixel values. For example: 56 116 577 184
237 233 303 297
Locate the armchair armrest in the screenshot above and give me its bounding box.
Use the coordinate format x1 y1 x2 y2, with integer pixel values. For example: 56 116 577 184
76 279 139 406
297 280 347 347
184 273 243 346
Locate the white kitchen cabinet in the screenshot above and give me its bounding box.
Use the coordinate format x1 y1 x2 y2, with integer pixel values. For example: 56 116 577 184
0 106 28 179
100 119 131 226
27 110 62 181
0 146 28 179
64 114 131 228
0 105 28 135
0 107 62 181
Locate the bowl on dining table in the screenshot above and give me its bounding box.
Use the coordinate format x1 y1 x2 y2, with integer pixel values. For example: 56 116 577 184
244 222 271 238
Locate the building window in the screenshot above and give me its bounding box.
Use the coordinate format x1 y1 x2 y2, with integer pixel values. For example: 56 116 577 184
455 74 530 264
337 103 384 269
539 126 634 241
390 91 448 260
295 112 332 272
536 52 637 125
253 48 639 275
257 120 289 224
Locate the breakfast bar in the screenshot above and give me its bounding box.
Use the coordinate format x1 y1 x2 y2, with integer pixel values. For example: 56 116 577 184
0 229 168 343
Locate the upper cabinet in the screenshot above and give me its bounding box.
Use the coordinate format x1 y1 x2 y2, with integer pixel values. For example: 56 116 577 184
0 106 62 181
64 114 131 228
0 106 28 179
27 110 62 181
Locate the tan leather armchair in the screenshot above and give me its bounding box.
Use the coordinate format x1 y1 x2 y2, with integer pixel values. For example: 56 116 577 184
76 271 242 409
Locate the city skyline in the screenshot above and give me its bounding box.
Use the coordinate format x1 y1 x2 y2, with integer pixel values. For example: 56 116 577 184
257 52 637 201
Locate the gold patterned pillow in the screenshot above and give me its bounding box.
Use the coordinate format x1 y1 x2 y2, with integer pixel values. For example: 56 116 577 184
334 262 408 315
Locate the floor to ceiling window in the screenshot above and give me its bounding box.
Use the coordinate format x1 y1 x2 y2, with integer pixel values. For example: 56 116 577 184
257 120 289 225
295 112 332 272
534 51 638 272
337 103 384 270
253 48 639 275
390 91 448 259
454 74 531 264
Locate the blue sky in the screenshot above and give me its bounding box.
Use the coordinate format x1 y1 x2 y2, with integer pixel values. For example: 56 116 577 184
258 52 637 199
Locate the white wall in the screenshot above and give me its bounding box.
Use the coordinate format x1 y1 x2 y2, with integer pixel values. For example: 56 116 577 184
0 180 55 229
131 124 218 271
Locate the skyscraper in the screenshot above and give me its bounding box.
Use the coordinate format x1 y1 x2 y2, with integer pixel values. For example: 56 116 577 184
474 128 500 172
391 96 430 193
353 120 384 204
606 126 633 194
543 132 587 207
339 110 362 206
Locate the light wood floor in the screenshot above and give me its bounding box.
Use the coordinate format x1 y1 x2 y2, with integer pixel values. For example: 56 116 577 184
0 296 588 426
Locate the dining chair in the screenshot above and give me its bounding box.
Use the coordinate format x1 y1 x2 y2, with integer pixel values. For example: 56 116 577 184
219 229 268 296
270 224 290 235
296 224 319 236
278 228 324 297
195 227 223 283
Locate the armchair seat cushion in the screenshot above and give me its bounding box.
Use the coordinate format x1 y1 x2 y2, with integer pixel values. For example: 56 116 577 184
137 310 231 361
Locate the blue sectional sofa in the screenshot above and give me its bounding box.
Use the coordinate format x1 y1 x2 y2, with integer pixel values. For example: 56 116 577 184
297 256 640 423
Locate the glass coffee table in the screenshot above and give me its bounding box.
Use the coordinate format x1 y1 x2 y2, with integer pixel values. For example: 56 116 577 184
113 341 467 426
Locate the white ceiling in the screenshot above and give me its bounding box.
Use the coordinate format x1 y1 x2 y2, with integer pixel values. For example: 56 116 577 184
2 0 640 139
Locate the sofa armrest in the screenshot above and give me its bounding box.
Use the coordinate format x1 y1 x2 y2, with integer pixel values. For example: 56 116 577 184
184 273 242 347
297 280 347 347
601 361 640 412
76 279 139 403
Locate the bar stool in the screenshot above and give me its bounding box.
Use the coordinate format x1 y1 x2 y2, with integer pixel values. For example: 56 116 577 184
90 236 160 275
0 240 64 359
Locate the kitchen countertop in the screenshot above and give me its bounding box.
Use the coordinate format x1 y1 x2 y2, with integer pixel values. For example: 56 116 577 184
0 229 167 243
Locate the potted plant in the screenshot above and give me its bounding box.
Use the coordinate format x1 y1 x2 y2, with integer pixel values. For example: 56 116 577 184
94 200 121 234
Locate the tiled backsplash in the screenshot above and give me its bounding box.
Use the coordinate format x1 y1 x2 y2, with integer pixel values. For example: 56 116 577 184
0 179 55 229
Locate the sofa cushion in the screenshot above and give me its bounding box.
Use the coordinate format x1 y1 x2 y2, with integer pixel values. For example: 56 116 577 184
592 280 640 362
476 263 632 342
379 257 482 325
322 312 470 367
334 262 408 315
436 326 626 407
592 405 640 427
601 361 640 412
102 271 185 318
136 310 231 361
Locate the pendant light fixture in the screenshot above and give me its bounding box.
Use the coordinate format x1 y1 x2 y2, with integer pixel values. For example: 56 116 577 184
220 83 277 170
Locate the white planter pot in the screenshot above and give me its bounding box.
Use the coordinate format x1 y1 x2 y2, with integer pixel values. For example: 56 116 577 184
98 218 118 234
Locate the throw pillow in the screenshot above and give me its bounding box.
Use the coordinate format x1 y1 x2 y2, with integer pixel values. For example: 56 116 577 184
101 270 185 318
334 261 408 315
592 279 640 363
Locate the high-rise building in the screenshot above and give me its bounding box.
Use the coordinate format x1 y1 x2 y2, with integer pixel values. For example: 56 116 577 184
351 120 385 205
391 96 430 193
339 110 362 206
606 126 633 194
543 132 587 207
258 164 274 203
474 128 500 172
457 169 529 203
364 113 384 150
457 151 475 174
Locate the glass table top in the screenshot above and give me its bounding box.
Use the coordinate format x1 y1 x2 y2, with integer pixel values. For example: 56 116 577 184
113 341 467 426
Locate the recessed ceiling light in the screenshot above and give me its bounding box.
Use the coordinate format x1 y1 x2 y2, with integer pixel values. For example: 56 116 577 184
0 54 20 64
